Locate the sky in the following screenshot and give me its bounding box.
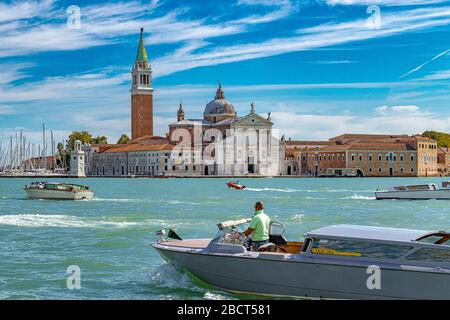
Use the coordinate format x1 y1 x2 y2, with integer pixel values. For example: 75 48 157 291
1 0 450 146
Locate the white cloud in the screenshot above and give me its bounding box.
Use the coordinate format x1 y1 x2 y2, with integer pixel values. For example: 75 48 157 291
0 0 296 58
0 63 33 85
0 0 54 23
375 105 421 115
421 69 450 80
325 0 448 6
272 108 450 140
153 5 450 77
312 60 356 64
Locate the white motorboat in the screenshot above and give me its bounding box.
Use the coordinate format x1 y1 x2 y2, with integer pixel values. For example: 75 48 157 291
375 183 450 200
24 181 94 200
152 221 450 299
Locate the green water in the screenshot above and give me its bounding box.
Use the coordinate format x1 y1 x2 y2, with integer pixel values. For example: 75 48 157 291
0 177 449 299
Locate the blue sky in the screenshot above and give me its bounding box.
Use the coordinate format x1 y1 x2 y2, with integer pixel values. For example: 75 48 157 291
1 0 450 145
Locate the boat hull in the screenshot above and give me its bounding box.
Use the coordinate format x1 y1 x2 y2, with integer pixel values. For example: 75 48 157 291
226 183 246 190
153 243 450 300
376 189 450 200
24 188 94 200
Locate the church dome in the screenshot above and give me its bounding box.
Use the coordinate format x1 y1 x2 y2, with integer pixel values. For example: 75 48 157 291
203 84 236 122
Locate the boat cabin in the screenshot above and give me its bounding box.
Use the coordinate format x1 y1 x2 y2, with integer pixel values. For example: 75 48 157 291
389 184 438 192
301 225 450 264
210 222 450 264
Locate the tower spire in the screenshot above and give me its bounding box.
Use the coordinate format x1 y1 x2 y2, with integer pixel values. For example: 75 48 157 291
135 28 148 63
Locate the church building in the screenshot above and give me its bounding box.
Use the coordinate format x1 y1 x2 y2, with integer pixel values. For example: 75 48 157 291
89 29 284 177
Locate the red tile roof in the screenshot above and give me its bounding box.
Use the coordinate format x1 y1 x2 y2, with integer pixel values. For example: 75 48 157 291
101 143 174 153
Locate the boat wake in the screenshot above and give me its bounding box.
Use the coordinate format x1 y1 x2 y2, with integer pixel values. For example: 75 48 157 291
92 198 210 206
245 187 303 193
92 198 143 202
345 194 376 200
149 263 202 291
0 214 139 228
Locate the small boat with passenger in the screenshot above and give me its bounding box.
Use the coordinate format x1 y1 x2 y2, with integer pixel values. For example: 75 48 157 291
226 181 246 190
153 221 450 299
375 182 450 200
23 181 94 200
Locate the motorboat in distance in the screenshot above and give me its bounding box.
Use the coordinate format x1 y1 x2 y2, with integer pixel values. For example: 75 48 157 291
152 221 450 299
226 181 246 190
375 182 450 200
24 181 94 200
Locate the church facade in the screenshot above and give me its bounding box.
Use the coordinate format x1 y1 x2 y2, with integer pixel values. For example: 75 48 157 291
168 85 285 176
89 29 285 177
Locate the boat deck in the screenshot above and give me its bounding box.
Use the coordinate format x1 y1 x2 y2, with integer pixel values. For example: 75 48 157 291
160 239 211 248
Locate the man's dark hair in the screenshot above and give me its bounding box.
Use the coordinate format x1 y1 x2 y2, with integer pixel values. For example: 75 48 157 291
255 201 264 210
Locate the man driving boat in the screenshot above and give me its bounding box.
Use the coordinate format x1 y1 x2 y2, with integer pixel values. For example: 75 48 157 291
243 201 271 251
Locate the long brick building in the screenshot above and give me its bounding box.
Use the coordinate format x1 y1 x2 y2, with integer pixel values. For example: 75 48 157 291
284 134 439 177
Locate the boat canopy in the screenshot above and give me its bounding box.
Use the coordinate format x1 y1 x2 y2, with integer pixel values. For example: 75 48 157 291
306 224 436 243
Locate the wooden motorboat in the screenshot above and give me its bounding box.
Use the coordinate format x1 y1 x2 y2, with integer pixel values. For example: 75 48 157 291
24 181 94 200
153 222 450 299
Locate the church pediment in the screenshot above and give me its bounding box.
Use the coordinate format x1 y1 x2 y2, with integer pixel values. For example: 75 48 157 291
232 113 273 127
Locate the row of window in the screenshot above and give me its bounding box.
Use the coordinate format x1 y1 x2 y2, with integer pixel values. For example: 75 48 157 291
129 152 161 158
367 167 414 173
419 143 437 150
310 238 450 262
305 153 346 162
97 164 199 175
351 153 414 163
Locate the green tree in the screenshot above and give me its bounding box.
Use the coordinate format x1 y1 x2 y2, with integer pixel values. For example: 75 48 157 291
91 135 108 145
423 131 450 148
67 131 92 150
117 134 131 144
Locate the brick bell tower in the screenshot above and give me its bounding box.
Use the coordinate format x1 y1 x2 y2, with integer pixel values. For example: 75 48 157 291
131 28 153 139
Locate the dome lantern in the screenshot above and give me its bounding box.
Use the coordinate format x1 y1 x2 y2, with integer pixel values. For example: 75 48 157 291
203 83 236 123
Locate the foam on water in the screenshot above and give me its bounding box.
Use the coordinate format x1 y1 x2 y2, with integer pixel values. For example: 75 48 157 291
289 214 305 221
345 194 376 200
149 264 202 292
246 187 304 193
0 214 139 228
204 292 232 300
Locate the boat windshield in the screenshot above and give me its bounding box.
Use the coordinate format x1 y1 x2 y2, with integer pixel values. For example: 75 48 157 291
416 233 450 245
406 184 433 191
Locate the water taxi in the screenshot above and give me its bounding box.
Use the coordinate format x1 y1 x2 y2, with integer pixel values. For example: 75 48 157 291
153 222 450 299
375 183 450 200
23 181 94 200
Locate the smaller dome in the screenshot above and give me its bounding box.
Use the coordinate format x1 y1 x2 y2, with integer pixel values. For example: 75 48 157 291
203 84 236 120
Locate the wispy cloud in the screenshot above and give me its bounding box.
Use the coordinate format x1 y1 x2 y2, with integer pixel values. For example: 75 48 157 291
399 49 450 79
153 5 450 77
0 0 296 58
325 0 449 6
0 0 54 23
311 60 357 64
420 69 450 81
273 106 450 140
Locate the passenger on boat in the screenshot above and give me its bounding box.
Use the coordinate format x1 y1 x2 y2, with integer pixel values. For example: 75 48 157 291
243 201 271 251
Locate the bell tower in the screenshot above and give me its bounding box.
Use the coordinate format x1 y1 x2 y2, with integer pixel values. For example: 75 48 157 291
131 28 153 139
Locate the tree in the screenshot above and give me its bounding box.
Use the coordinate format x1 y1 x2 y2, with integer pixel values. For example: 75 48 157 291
117 134 131 144
91 135 108 145
423 131 450 148
67 131 92 150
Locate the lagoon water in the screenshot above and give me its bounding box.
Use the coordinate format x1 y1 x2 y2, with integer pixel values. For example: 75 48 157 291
1 177 449 299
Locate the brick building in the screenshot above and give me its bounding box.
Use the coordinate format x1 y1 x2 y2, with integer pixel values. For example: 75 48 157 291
285 134 438 177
